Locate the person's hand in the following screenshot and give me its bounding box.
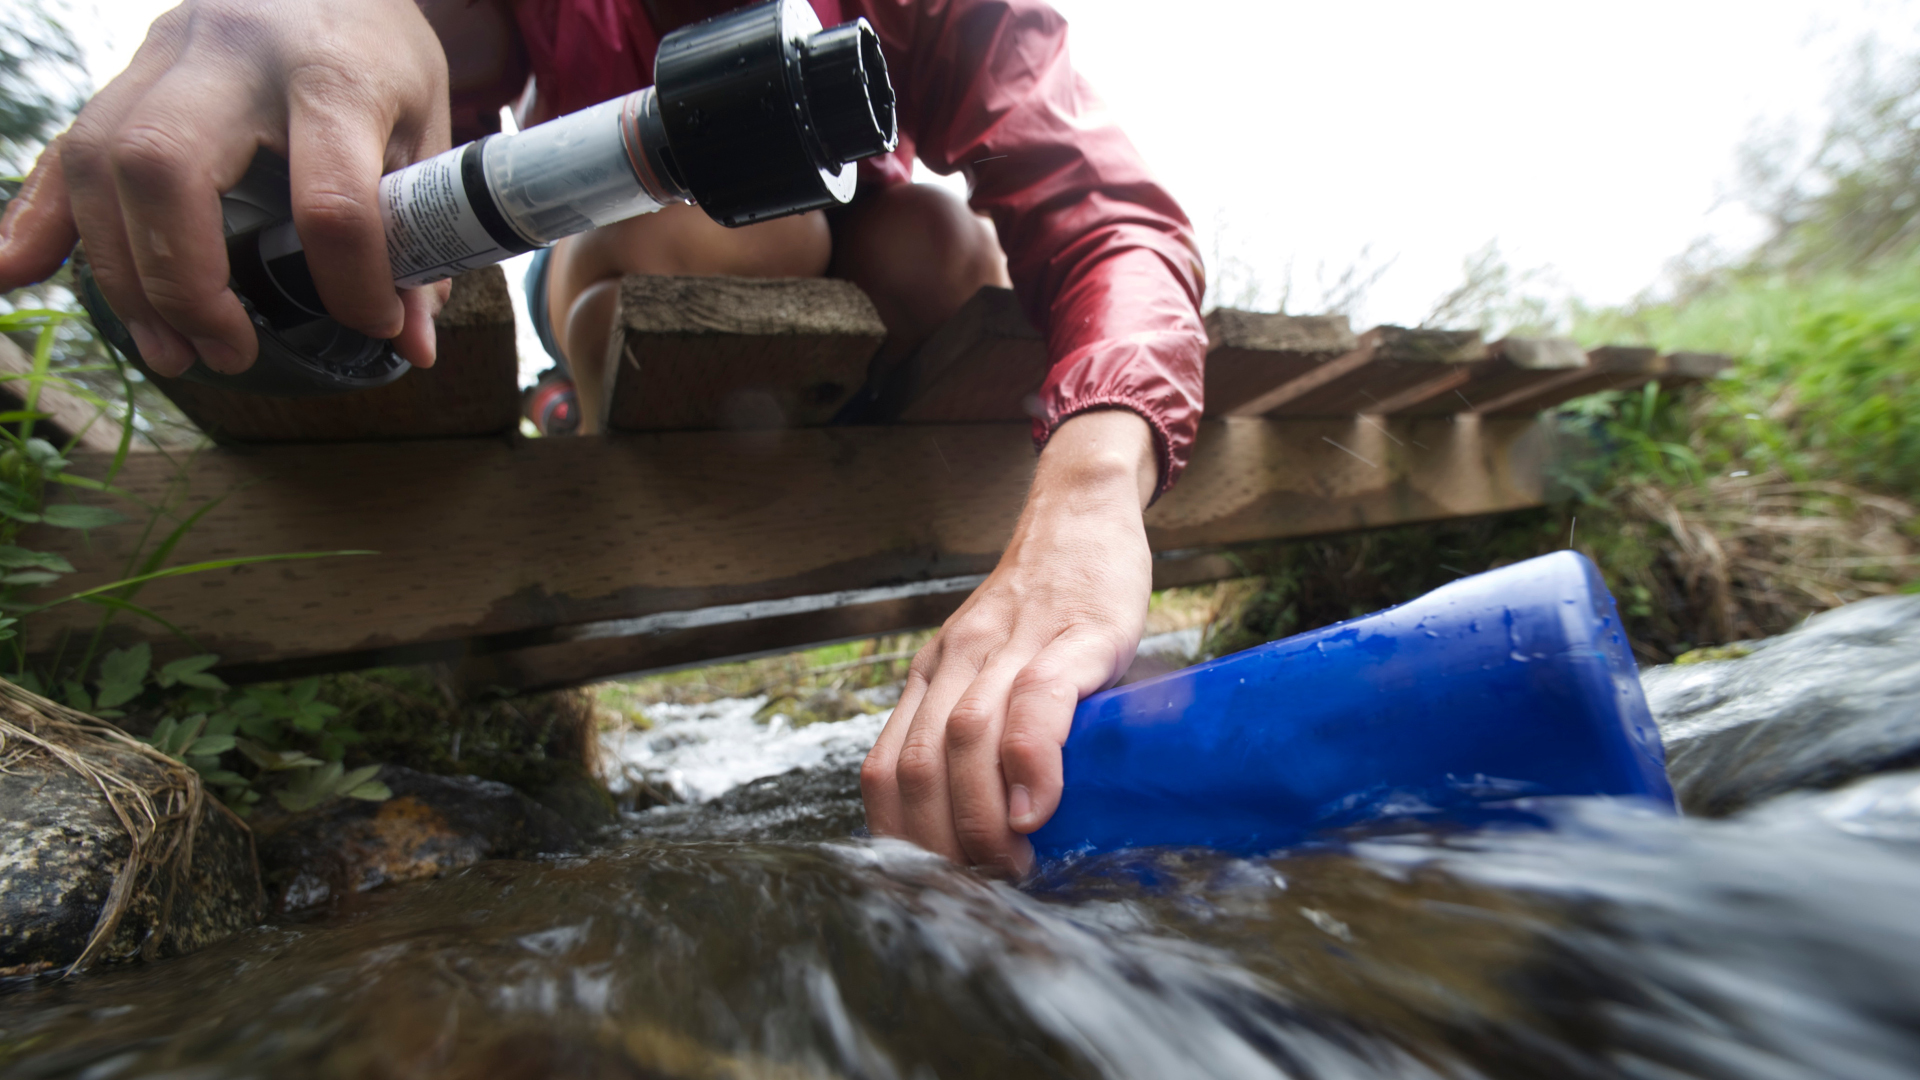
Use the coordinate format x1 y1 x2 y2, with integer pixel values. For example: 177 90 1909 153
861 408 1158 877
0 0 454 375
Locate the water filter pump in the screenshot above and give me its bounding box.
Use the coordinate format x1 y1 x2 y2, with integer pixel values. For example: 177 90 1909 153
75 0 898 396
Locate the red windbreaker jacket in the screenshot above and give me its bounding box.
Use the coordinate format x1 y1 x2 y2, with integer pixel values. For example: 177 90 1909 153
509 0 1206 493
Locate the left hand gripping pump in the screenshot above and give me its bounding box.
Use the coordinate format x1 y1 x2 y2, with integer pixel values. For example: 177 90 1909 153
77 0 898 396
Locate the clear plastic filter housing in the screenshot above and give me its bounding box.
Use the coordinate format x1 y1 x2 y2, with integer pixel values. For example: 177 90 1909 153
484 89 685 246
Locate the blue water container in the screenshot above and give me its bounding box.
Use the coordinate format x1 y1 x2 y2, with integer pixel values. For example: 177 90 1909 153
1029 551 1674 860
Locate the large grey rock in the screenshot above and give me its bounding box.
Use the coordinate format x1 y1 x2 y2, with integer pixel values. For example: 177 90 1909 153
1645 594 1920 816
0 742 262 976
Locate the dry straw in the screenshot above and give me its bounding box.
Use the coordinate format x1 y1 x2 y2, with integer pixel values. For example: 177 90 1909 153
1623 471 1918 645
0 679 238 973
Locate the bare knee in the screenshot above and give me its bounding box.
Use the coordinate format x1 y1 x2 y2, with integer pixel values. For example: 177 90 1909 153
542 204 834 380
832 183 1011 348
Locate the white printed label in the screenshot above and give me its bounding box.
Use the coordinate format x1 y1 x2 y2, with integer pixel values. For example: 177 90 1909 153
380 146 514 288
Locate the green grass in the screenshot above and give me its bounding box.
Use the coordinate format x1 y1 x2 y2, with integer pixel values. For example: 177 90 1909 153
597 631 935 715
1572 255 1920 502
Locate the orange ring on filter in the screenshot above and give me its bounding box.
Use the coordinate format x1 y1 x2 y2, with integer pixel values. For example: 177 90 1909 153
619 90 688 208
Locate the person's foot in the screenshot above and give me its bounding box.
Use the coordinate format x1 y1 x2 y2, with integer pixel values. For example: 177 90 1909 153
525 369 580 436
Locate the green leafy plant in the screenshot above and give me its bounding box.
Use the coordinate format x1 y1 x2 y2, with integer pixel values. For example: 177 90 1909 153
145 713 240 782
0 306 143 673
268 761 390 813
83 640 392 814
0 299 383 814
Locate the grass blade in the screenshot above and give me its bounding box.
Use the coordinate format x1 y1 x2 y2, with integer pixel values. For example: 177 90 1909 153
36 550 377 611
78 594 205 651
128 490 232 598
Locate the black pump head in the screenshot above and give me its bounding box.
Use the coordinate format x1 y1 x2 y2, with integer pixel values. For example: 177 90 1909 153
653 0 898 226
802 20 898 165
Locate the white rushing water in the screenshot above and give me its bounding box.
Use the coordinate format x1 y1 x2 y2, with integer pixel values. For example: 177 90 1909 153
600 689 896 803
598 628 1206 807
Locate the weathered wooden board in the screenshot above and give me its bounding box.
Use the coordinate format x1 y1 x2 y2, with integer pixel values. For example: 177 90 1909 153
1387 344 1732 417
443 546 1302 695
1658 350 1733 388
1386 337 1589 417
881 286 1049 423
131 267 521 443
1474 345 1662 416
606 276 886 431
444 578 982 695
1233 326 1486 417
0 335 122 452
1202 310 1355 416
20 416 1547 686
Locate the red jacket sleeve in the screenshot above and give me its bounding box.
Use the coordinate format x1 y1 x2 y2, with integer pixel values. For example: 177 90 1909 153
849 0 1207 495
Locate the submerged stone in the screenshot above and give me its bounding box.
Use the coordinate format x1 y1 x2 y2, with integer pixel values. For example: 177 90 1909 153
255 765 581 912
1645 593 1920 816
623 760 866 844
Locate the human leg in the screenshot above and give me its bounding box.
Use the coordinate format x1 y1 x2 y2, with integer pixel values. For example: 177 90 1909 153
541 204 832 432
535 183 1008 432
829 182 1012 374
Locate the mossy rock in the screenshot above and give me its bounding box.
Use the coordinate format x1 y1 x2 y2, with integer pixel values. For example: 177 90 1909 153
1674 642 1757 665
528 763 620 831
253 766 580 913
0 685 261 977
753 688 878 729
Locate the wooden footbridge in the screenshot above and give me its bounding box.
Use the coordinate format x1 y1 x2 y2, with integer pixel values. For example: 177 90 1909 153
15 267 1723 693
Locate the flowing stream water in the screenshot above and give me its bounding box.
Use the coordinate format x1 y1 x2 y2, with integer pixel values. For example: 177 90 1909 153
3 602 1919 1079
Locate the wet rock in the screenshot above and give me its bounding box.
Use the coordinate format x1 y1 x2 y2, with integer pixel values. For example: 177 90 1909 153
624 761 866 844
255 765 580 912
0 707 261 976
528 765 621 832
1644 594 1920 816
1744 767 1920 842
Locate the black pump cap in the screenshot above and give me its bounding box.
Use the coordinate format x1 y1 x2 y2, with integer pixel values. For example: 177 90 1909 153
801 21 897 165
654 0 899 227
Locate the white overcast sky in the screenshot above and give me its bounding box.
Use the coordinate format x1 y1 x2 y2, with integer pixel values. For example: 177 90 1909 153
69 0 1920 336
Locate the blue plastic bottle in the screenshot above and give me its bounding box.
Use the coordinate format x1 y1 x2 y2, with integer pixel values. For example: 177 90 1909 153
1029 551 1674 860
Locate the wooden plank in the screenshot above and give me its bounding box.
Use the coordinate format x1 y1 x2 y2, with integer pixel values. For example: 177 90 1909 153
1232 326 1486 417
132 266 521 443
0 335 122 452
872 286 1048 423
1658 350 1733 388
1474 345 1661 416
444 546 1288 695
606 275 885 431
1202 310 1355 416
445 578 980 695
1384 336 1588 416
19 416 1548 684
